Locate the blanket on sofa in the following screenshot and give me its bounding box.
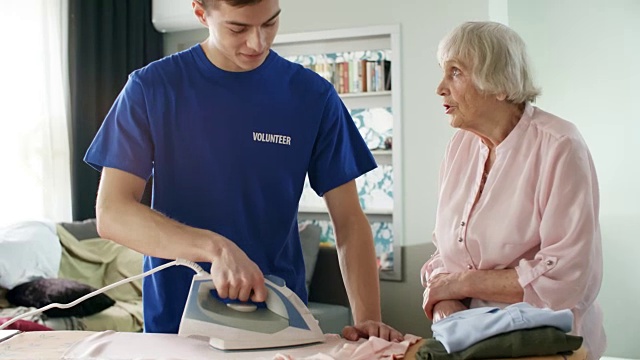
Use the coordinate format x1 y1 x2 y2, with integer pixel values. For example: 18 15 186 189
56 225 142 303
55 225 143 331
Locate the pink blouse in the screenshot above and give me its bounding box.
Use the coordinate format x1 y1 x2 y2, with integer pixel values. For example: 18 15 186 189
422 104 605 358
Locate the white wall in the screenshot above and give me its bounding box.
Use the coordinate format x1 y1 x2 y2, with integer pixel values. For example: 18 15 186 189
163 1 639 353
509 0 640 357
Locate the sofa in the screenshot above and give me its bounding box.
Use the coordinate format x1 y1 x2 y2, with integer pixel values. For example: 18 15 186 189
0 220 352 334
0 220 143 332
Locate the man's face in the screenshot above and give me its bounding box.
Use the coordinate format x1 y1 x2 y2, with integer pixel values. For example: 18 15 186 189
195 0 280 72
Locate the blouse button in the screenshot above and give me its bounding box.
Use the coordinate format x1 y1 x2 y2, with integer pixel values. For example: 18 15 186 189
460 221 466 227
458 237 463 243
546 260 554 266
467 264 473 270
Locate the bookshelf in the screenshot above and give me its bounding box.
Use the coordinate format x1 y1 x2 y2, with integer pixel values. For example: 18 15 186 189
273 25 403 281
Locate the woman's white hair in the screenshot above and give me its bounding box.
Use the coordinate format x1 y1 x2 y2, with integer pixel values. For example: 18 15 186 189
437 21 541 103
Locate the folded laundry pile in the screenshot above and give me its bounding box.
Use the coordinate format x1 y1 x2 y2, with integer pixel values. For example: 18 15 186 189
416 302 582 360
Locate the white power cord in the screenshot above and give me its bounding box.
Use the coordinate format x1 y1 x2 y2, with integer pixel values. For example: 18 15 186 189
0 259 207 331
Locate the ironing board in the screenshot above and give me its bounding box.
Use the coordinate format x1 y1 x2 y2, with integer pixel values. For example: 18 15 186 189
0 331 587 360
0 331 417 359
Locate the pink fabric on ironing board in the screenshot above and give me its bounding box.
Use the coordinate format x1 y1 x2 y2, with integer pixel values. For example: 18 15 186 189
274 334 422 360
61 331 421 360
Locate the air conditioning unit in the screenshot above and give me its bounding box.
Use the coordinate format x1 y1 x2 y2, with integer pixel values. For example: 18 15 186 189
152 0 203 33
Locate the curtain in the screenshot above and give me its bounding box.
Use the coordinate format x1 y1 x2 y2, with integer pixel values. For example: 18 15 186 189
0 0 73 226
68 0 163 221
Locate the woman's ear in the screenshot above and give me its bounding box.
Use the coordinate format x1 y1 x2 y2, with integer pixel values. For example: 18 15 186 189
496 93 507 101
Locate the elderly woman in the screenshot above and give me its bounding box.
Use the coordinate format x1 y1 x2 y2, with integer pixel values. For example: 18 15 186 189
421 21 605 358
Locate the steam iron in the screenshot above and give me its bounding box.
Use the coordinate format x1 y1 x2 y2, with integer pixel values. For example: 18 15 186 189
178 274 325 350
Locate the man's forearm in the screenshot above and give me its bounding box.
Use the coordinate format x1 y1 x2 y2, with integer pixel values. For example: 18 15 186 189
97 199 221 263
335 216 381 323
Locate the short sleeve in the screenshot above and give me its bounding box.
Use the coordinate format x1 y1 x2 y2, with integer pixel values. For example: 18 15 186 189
84 74 154 181
307 90 376 196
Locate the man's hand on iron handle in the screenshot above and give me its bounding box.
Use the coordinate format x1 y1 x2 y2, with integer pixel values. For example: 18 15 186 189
209 238 267 303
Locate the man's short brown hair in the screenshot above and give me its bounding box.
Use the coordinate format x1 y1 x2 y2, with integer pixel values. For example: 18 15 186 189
197 0 263 9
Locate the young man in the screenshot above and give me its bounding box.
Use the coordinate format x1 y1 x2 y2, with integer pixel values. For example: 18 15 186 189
85 0 402 341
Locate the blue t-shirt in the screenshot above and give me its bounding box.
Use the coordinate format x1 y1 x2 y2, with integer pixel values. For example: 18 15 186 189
84 45 376 333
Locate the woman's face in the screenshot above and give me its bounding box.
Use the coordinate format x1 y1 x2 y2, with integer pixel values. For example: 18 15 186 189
436 58 496 130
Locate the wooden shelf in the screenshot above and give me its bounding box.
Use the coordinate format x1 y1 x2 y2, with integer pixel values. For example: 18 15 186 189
339 90 392 98
339 91 391 109
273 26 392 58
371 149 392 166
299 205 391 214
298 206 392 223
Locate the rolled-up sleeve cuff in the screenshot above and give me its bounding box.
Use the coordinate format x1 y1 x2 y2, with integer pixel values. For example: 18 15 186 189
516 255 558 287
421 255 449 286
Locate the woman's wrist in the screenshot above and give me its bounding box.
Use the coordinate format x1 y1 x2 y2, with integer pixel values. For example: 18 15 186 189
456 271 473 299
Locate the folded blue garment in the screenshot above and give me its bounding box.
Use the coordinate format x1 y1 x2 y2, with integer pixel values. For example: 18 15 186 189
432 302 573 353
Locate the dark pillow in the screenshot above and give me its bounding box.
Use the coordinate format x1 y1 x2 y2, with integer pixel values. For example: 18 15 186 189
0 317 53 331
6 278 115 318
59 218 99 241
